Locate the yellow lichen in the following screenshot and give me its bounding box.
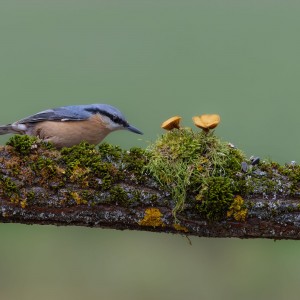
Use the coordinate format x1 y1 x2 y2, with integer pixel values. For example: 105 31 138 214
10 195 20 204
20 200 27 209
70 192 87 205
227 195 248 222
173 223 189 233
139 208 165 227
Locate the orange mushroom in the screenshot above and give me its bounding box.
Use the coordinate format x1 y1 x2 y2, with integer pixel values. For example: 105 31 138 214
192 114 221 132
161 116 182 130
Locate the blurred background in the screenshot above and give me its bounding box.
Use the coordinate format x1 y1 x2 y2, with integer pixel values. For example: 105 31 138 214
1 0 300 299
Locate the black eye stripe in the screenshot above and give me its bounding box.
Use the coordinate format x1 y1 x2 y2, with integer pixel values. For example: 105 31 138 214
85 107 128 127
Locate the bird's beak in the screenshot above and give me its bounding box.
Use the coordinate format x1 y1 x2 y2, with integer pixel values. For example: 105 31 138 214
126 124 143 135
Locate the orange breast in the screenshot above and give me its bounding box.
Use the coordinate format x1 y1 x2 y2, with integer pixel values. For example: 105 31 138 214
32 115 111 148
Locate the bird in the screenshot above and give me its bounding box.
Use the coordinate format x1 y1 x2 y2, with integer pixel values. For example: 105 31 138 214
0 104 143 148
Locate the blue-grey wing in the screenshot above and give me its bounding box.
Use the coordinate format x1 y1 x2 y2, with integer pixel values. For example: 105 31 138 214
16 106 91 124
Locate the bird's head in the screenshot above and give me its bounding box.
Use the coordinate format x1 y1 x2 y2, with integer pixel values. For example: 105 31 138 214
85 104 143 135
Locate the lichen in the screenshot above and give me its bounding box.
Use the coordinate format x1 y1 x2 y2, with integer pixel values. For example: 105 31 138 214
139 207 165 227
20 199 27 209
227 195 248 221
70 191 87 205
173 223 189 233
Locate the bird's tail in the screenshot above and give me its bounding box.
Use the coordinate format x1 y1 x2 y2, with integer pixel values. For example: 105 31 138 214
0 125 14 135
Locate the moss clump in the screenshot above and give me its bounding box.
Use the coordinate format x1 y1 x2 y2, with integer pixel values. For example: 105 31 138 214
30 156 57 178
109 185 129 204
26 191 35 202
3 156 23 176
196 176 235 220
147 128 246 219
278 164 300 196
6 134 53 156
0 175 19 197
61 142 102 170
122 147 149 184
98 142 123 162
6 135 38 156
60 142 123 190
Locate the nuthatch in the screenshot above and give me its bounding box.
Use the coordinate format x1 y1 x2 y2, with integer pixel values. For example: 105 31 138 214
0 104 143 148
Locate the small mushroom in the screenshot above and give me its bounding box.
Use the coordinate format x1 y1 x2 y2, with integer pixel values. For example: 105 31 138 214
161 116 182 130
192 114 221 132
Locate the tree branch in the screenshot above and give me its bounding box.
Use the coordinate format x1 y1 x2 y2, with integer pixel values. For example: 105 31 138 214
1 135 300 240
1 195 300 240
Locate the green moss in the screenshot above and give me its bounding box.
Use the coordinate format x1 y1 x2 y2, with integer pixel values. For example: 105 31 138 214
60 142 149 191
278 164 300 196
196 176 235 220
146 128 246 219
0 174 19 197
26 191 35 202
98 142 123 161
30 156 56 175
122 147 149 183
130 190 142 202
109 185 129 204
61 142 101 170
6 134 53 155
60 142 123 190
80 190 95 203
6 135 38 156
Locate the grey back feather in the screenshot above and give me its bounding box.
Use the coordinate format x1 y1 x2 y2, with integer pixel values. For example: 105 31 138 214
15 104 120 124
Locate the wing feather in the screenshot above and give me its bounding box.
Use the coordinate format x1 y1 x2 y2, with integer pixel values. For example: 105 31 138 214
16 107 90 124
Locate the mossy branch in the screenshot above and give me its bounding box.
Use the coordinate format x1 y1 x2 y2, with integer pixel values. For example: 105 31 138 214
1 133 300 240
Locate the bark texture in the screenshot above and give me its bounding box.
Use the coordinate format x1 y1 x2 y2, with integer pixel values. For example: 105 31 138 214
2 195 300 240
1 138 300 240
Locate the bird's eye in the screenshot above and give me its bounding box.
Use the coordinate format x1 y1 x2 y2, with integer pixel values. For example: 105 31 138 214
111 115 121 124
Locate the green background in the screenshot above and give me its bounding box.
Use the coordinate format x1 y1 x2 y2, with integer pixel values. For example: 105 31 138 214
1 1 300 299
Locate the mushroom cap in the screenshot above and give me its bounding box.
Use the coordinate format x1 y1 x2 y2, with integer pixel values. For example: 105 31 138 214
192 114 221 130
161 116 182 130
